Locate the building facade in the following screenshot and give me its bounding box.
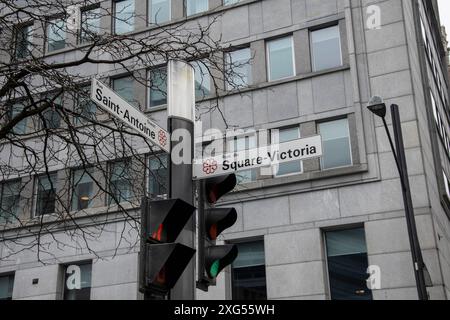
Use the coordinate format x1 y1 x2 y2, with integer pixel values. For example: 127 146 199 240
1 0 450 300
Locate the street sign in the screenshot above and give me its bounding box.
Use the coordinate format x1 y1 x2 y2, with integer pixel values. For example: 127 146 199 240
193 135 323 180
91 79 170 153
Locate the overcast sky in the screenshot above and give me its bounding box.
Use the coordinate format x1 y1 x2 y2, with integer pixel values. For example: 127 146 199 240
438 0 450 41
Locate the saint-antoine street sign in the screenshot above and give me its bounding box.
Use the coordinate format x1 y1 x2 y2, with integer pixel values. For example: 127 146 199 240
90 79 170 153
193 135 323 180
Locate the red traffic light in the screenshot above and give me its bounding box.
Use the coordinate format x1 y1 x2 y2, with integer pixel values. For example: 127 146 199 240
205 208 237 241
205 174 237 204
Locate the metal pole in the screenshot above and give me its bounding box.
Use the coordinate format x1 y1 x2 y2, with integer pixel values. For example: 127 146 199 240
168 116 195 300
390 104 429 300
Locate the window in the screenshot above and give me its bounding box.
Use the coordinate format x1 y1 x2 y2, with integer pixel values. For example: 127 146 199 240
319 118 352 170
72 168 95 211
431 91 438 124
227 135 257 184
47 18 66 52
63 262 92 300
325 228 372 300
74 85 97 125
224 0 241 5
0 181 21 224
267 36 295 81
225 48 252 90
148 67 167 108
311 25 342 72
0 274 14 300
16 24 33 59
80 6 101 44
272 126 302 176
149 0 171 24
114 0 135 34
113 75 136 106
193 61 211 100
35 173 57 216
110 161 134 204
186 0 208 16
231 241 267 300
10 102 28 134
41 96 62 129
148 154 168 198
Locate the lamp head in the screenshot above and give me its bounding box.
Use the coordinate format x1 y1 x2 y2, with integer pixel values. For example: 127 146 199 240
367 96 387 118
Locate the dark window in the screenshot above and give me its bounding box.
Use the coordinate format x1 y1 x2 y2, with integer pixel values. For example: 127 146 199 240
110 161 134 204
148 154 168 198
16 24 33 59
72 168 94 211
325 228 373 300
148 67 167 108
0 274 14 300
63 262 92 300
41 96 62 129
0 180 21 224
80 7 101 44
193 61 211 100
231 241 267 300
35 173 57 216
47 18 66 52
113 75 136 106
10 102 28 134
75 85 97 125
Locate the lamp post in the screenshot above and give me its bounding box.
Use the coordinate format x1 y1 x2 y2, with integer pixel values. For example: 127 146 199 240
367 96 430 300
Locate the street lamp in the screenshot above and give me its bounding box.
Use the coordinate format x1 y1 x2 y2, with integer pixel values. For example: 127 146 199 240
367 96 431 300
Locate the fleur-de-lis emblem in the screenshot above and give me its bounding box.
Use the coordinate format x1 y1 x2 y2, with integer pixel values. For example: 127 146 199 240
203 159 218 175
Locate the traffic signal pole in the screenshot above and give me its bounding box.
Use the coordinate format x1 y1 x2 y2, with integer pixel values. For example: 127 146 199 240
167 60 196 300
168 117 195 300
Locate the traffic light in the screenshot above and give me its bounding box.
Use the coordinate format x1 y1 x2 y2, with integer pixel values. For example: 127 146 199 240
197 174 238 291
139 197 196 296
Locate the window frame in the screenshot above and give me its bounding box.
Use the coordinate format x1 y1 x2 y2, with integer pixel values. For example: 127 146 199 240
46 16 66 53
15 22 34 59
266 35 296 82
33 172 58 217
229 239 267 301
317 117 353 171
148 0 171 25
0 273 15 300
79 5 101 45
270 125 303 178
147 65 168 109
185 0 209 17
225 46 252 91
113 0 136 35
111 73 136 106
147 153 169 199
323 226 372 301
310 24 343 72
0 179 21 224
108 159 134 205
70 167 96 212
62 261 92 300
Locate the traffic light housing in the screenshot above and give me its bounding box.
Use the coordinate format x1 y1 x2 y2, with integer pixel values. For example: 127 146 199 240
139 197 196 296
197 174 238 291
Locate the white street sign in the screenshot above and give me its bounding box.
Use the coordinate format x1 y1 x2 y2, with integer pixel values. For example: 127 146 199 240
91 79 170 153
193 135 323 180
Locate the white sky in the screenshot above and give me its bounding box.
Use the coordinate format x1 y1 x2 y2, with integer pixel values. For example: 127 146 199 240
438 0 450 41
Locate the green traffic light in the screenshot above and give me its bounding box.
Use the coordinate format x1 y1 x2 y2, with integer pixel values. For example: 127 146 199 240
210 260 220 278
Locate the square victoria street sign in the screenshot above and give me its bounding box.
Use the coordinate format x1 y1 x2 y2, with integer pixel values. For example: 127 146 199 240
90 79 170 153
193 135 323 180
